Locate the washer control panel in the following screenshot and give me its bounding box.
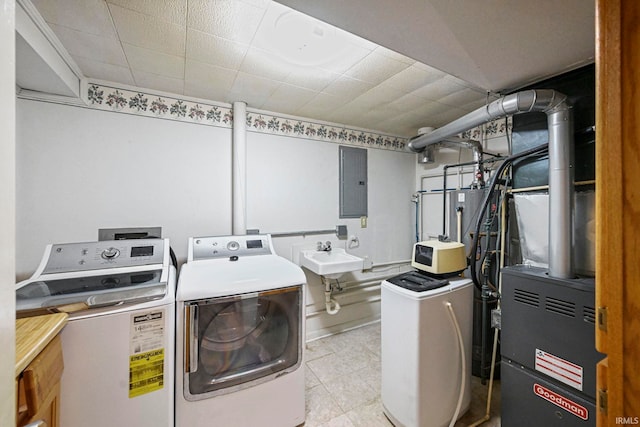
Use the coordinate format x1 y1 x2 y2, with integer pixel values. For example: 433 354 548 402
191 235 273 261
42 239 166 274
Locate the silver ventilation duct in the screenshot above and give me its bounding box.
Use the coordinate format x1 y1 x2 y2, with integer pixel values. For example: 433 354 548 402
441 136 484 188
409 89 574 279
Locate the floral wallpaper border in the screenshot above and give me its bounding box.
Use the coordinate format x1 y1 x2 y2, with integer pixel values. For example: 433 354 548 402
462 116 512 141
85 83 409 151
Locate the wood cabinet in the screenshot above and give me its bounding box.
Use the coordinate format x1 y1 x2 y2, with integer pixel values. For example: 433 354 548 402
15 314 68 427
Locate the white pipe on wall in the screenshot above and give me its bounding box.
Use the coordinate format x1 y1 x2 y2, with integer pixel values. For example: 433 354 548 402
232 101 247 235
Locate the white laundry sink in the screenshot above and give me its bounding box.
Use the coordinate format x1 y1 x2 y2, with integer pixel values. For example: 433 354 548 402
299 248 364 279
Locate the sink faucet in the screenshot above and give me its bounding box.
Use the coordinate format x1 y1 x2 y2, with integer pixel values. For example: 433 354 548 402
317 241 332 252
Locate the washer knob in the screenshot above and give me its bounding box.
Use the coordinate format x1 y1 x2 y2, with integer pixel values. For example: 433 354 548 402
101 247 120 259
227 241 240 251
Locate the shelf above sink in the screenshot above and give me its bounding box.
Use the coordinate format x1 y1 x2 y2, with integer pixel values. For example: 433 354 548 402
299 248 364 279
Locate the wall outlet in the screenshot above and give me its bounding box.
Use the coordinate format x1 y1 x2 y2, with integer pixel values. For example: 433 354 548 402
360 216 367 228
363 255 374 270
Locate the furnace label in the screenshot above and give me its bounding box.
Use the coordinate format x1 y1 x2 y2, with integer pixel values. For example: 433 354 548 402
533 383 588 420
535 348 583 391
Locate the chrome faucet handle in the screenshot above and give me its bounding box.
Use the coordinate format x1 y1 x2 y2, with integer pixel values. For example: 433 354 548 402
317 241 323 251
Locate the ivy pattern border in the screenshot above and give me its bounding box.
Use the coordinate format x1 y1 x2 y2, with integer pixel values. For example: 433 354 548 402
86 83 409 151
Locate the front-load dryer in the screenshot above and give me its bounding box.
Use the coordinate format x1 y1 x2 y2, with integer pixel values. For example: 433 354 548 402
16 238 176 427
176 234 306 427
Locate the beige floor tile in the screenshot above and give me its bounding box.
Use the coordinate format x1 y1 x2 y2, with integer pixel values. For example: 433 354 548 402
318 414 356 427
305 322 501 427
306 364 321 389
322 369 379 412
345 399 394 427
304 384 344 427
306 337 335 362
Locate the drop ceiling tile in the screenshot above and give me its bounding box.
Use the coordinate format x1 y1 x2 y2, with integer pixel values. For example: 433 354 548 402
427 107 470 127
439 87 486 108
295 92 344 118
228 72 282 108
73 56 135 85
410 75 468 101
262 83 318 115
358 108 398 129
378 110 430 136
316 44 373 74
351 84 405 111
386 92 434 112
122 43 184 79
240 47 291 81
284 66 340 92
411 100 451 119
184 59 237 103
32 0 116 38
321 75 374 100
186 29 249 70
374 46 415 65
48 23 127 66
131 69 185 95
106 0 187 26
184 81 232 104
344 50 411 85
251 1 374 78
109 3 185 56
188 0 266 44
185 60 237 89
381 64 448 94
324 105 366 125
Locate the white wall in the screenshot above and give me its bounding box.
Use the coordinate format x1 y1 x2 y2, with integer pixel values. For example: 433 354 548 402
246 132 416 338
0 1 16 425
16 99 232 279
16 98 417 338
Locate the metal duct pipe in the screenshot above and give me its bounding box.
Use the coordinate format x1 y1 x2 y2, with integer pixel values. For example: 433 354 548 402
441 136 484 188
409 89 574 279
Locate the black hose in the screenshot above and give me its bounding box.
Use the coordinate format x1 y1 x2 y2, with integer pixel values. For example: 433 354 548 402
469 143 549 289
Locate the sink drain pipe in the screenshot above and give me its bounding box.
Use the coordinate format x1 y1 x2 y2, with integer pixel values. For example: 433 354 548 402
322 276 341 315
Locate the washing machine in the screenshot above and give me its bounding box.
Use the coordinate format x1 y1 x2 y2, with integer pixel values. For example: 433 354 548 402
176 234 306 427
15 238 176 427
381 271 473 427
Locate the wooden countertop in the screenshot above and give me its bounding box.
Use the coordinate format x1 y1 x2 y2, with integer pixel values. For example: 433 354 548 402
15 313 68 376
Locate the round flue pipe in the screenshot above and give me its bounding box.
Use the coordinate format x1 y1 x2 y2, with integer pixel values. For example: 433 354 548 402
409 89 574 279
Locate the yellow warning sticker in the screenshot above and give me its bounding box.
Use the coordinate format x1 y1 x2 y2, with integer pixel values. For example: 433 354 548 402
129 348 164 398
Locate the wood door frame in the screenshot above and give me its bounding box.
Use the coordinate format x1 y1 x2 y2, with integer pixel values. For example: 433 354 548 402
595 0 640 424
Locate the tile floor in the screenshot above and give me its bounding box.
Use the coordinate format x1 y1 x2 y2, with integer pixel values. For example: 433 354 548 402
303 322 501 427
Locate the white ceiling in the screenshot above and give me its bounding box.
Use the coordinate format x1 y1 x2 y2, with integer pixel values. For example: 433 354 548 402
25 0 595 137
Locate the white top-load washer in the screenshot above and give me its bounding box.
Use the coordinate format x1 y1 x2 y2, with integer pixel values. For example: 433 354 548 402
381 271 473 427
176 234 306 427
16 239 176 427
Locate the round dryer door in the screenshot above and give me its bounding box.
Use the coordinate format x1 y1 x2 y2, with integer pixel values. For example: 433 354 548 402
183 285 302 401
